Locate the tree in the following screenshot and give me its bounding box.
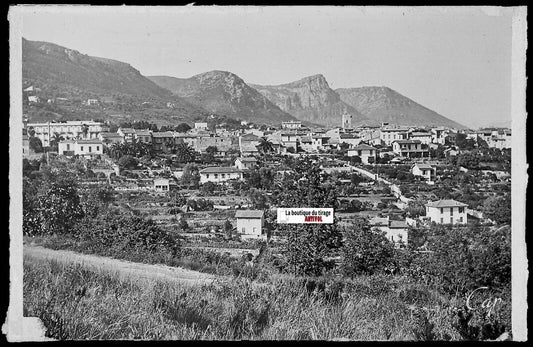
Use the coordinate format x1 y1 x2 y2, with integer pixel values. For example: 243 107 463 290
416 224 511 294
181 163 200 188
38 178 85 235
201 181 217 195
223 219 234 239
174 143 196 163
29 136 43 153
49 132 64 152
118 155 138 170
175 123 192 133
246 188 268 209
257 137 274 155
483 195 511 225
406 200 427 218
340 219 395 277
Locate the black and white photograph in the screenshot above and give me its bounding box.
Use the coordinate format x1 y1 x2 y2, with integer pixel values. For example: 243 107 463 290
6 5 528 341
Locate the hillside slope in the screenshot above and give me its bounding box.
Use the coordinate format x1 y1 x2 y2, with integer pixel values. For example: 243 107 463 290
22 38 208 123
148 71 298 125
336 86 466 129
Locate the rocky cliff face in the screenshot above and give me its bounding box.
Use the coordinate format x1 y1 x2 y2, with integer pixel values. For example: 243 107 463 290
250 75 368 127
336 86 466 129
148 71 297 125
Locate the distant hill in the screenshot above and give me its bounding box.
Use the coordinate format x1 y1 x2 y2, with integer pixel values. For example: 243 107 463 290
336 86 466 129
148 71 298 125
250 75 370 127
22 38 207 123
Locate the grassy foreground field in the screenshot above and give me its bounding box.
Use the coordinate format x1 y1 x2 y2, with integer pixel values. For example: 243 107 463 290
24 254 475 340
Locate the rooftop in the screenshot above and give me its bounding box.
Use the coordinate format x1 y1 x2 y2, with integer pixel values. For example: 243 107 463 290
77 139 103 144
236 157 257 163
235 210 264 218
389 220 408 229
394 140 421 144
200 167 243 174
351 144 377 150
152 132 174 138
413 163 434 170
425 199 468 208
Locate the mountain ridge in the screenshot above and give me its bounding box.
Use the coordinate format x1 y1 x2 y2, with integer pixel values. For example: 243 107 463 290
335 86 466 129
250 75 371 127
148 71 299 125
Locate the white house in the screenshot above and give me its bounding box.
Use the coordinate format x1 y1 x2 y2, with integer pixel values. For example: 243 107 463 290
235 157 257 170
408 131 433 145
392 140 429 158
28 95 40 103
75 139 104 157
411 163 436 181
235 210 265 240
425 199 468 225
199 167 243 184
379 126 409 146
153 178 170 192
194 122 208 130
281 121 302 129
27 120 109 147
117 128 136 143
369 216 409 247
58 139 104 157
347 144 377 164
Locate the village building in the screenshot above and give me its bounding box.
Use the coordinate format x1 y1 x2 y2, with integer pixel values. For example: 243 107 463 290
58 139 104 157
431 128 448 145
239 133 260 156
99 132 125 146
22 134 30 157
280 132 299 151
153 178 170 192
151 132 175 153
28 120 109 147
379 126 410 146
235 157 258 170
28 95 40 103
194 122 208 130
392 140 429 158
338 133 361 148
311 134 331 151
369 216 409 247
281 121 302 130
87 99 99 106
134 130 152 144
347 144 377 164
235 210 265 240
411 163 437 181
117 128 136 143
342 112 353 130
195 135 234 154
425 199 468 225
408 131 433 145
199 167 243 184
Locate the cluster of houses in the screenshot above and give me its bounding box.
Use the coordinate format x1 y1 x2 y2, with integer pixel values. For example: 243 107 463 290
23 115 506 243
24 116 511 162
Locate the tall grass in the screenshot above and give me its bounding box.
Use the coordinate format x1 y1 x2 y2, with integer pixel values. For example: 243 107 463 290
23 254 507 341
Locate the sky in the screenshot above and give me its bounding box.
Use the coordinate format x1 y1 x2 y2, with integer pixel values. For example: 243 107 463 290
18 6 515 129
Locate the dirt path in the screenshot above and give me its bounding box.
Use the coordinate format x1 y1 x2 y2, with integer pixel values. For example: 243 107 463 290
24 245 219 287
